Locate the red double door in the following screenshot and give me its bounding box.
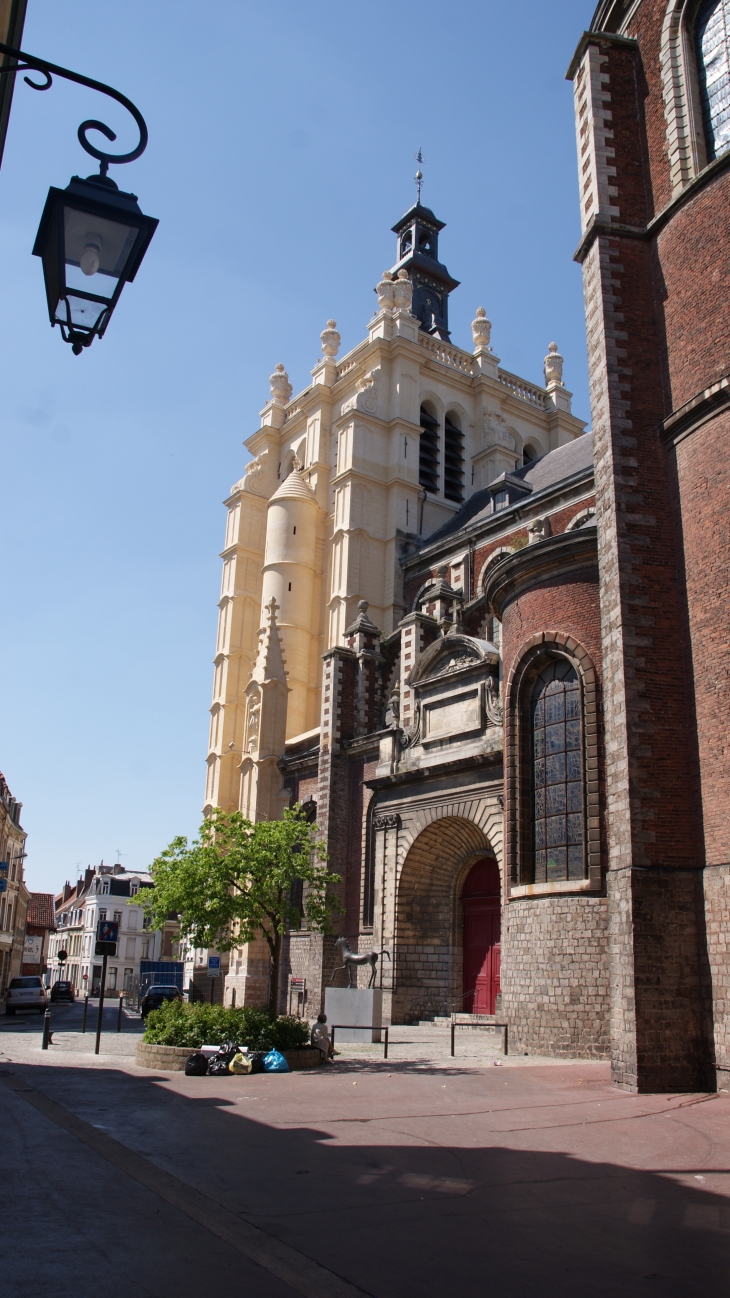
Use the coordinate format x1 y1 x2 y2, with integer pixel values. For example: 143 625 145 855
462 858 501 1015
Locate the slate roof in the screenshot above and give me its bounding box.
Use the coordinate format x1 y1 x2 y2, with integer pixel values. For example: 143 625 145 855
423 432 594 546
27 893 56 930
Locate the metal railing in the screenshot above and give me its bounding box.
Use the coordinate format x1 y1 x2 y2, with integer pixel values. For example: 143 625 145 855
450 1019 508 1056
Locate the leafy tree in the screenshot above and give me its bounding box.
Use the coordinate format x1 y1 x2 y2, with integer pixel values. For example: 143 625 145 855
140 806 340 1012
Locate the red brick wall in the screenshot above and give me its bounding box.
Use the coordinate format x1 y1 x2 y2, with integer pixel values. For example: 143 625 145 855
624 0 673 214
501 574 603 690
673 410 730 866
657 170 730 409
573 16 720 1089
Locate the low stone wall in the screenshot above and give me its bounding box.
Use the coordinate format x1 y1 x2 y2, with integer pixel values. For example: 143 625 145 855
137 1043 190 1070
136 1042 322 1071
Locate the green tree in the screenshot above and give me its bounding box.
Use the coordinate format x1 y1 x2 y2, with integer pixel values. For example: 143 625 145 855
140 806 340 1012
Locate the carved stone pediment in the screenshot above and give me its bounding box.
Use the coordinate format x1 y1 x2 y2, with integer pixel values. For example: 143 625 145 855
427 647 479 680
407 633 498 688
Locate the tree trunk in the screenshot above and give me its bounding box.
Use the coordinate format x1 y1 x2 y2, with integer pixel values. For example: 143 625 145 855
269 929 283 1015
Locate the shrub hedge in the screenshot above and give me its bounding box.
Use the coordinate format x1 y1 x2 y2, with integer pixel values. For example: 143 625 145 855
142 1001 310 1051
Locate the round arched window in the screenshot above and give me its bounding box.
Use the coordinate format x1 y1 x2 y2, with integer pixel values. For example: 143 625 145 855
696 0 730 160
531 660 585 882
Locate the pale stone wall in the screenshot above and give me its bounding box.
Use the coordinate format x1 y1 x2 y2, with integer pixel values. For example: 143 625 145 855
502 895 610 1058
371 776 504 1024
703 865 730 1091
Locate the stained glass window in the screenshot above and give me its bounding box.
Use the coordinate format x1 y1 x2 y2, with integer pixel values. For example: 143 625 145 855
696 0 730 160
531 660 585 883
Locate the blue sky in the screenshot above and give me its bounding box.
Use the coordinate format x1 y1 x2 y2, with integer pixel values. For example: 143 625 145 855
0 0 594 894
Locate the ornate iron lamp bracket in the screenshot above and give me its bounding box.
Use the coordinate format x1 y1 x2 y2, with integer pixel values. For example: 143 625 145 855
0 40 147 175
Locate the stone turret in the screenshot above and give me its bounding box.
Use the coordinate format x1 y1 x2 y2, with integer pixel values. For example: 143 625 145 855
260 459 322 738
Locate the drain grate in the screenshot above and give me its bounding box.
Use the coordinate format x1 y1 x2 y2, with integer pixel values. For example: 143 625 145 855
12 1088 36 1094
0 1069 14 1076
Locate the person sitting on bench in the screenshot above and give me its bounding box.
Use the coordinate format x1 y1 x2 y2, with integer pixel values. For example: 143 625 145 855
311 1013 333 1062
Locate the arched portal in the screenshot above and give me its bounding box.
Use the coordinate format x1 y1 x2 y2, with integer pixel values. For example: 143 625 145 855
461 858 501 1014
394 816 497 1023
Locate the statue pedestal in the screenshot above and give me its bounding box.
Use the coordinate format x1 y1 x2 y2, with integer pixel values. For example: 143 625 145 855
324 988 383 1043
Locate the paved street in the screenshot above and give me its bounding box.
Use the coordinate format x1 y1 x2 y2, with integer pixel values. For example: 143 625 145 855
2 1004 729 1298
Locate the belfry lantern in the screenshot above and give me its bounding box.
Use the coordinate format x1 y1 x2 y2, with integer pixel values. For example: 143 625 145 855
0 41 158 354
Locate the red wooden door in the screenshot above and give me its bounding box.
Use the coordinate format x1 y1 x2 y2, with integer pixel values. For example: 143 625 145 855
462 859 501 1014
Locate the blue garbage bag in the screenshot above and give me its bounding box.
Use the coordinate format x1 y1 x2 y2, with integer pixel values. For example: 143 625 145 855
263 1048 289 1072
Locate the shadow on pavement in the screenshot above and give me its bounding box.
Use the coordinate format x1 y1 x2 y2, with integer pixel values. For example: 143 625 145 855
1 1057 728 1298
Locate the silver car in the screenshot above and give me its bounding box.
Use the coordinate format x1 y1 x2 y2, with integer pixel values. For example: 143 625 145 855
6 975 48 1016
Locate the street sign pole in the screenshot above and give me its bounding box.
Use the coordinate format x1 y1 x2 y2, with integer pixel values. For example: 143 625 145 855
92 919 119 1055
94 952 108 1056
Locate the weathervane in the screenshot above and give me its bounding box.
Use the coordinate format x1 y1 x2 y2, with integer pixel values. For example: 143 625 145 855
414 147 424 202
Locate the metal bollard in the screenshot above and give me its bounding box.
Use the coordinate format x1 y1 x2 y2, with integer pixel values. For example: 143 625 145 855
41 1008 51 1050
82 994 89 1033
117 992 124 1032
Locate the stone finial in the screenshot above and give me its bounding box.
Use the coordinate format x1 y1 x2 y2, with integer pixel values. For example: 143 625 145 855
344 598 380 638
320 319 340 359
375 271 395 311
269 363 292 404
471 306 492 351
292 452 302 472
392 269 413 313
264 596 280 621
544 341 564 387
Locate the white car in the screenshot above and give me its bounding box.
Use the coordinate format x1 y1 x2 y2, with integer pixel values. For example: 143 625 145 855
6 975 48 1016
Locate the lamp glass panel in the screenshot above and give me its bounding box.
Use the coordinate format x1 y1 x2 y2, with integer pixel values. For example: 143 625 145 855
63 206 138 296
54 295 108 330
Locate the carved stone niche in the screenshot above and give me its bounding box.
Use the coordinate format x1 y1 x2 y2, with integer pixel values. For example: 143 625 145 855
401 632 502 766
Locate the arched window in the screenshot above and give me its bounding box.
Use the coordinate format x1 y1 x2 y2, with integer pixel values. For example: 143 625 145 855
696 0 730 159
531 659 585 883
523 444 539 466
419 402 439 494
444 411 464 503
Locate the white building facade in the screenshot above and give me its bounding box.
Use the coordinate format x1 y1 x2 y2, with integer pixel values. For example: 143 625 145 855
48 864 164 996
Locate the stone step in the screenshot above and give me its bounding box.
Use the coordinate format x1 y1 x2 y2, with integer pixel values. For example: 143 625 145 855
419 1015 498 1027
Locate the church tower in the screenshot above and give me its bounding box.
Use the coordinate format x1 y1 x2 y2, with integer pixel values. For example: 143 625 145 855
205 196 585 1012
390 203 460 340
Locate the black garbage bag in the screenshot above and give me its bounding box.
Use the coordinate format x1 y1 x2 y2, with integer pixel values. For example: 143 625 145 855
184 1052 208 1076
207 1040 239 1076
248 1051 268 1074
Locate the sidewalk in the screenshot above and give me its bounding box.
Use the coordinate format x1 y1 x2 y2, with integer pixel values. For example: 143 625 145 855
1 1006 729 1298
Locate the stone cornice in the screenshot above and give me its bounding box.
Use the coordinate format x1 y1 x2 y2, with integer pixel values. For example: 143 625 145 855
565 28 638 81
484 526 598 619
365 746 503 791
661 372 730 445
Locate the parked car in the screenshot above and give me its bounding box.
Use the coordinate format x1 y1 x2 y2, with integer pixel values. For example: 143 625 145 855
140 984 182 1019
6 976 48 1016
50 980 75 1003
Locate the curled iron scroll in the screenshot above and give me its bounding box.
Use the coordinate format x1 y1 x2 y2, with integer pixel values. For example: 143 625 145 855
0 41 148 173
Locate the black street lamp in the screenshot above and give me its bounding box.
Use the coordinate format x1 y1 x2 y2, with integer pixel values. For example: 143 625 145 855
0 41 158 354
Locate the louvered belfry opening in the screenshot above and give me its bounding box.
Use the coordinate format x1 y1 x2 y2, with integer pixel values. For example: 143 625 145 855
419 402 440 494
444 411 464 503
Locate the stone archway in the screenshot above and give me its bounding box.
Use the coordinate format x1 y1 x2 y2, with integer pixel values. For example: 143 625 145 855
393 816 496 1023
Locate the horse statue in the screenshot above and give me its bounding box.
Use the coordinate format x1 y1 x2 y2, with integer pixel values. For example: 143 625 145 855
329 936 390 989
